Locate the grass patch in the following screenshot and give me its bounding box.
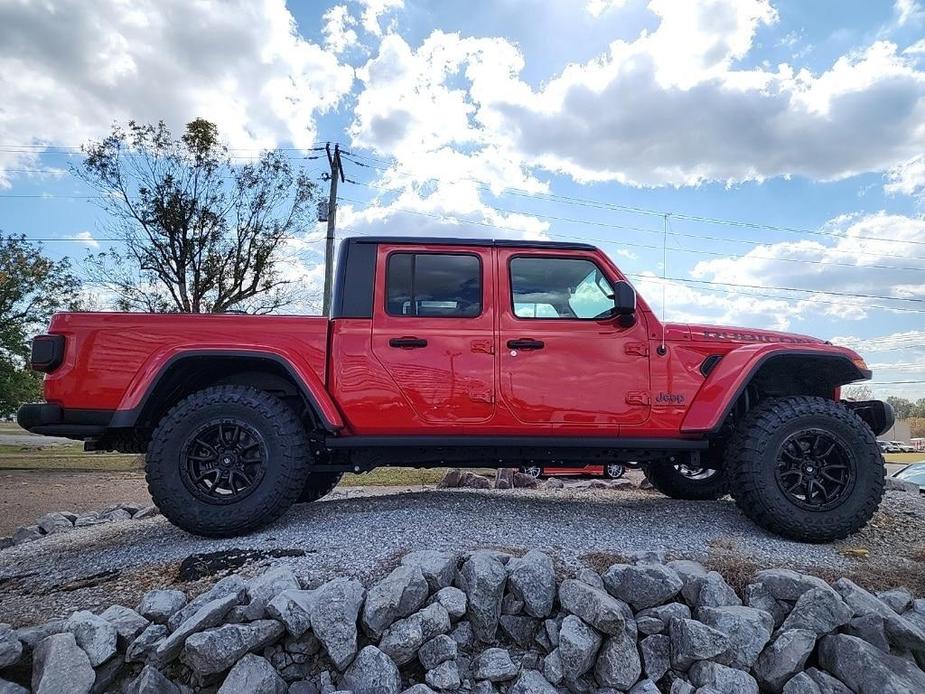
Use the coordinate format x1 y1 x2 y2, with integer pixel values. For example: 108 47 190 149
341 468 448 487
884 452 924 464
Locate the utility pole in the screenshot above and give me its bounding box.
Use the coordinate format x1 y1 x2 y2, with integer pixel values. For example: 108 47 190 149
322 142 344 316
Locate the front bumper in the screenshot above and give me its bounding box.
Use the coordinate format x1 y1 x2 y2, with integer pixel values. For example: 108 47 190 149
843 399 895 437
17 403 111 440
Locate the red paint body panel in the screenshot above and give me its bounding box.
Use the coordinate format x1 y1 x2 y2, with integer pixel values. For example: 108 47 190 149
36 242 871 441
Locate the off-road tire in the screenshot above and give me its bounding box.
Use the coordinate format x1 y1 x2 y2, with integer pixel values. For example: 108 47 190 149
146 385 311 537
726 395 885 543
297 471 343 503
642 461 729 500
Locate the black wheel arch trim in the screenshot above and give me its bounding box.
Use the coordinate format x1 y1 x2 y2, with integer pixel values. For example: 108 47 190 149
706 350 873 435
108 350 339 433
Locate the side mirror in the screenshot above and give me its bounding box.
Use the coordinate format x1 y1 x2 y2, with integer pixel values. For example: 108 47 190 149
612 280 636 316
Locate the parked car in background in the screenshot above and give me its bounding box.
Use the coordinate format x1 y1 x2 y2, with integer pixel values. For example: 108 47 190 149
879 440 903 453
892 462 925 493
890 440 915 453
520 463 626 480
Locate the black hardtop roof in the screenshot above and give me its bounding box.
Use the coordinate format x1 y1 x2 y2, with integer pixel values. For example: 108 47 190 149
344 235 597 251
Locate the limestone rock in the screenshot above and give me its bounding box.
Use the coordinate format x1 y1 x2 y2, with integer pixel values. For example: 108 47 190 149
697 605 773 670
124 664 181 694
558 615 601 680
636 602 691 635
669 618 729 671
558 579 626 635
753 629 816 694
602 563 683 610
779 588 851 637
433 586 467 620
753 569 832 602
362 565 429 638
688 661 759 694
419 634 457 670
309 577 365 670
507 550 556 618
99 604 150 647
241 566 300 621
65 610 117 667
0 624 23 669
818 633 925 694
137 589 187 625
458 552 507 642
595 628 642 690
37 512 74 535
640 634 671 683
267 589 315 637
425 659 461 690
155 592 240 665
471 647 519 681
181 619 284 674
833 578 925 652
509 669 557 694
217 653 287 694
31 632 95 694
380 603 451 666
342 646 402 694
125 623 168 663
402 550 459 592
167 575 245 631
781 672 823 694
12 525 42 545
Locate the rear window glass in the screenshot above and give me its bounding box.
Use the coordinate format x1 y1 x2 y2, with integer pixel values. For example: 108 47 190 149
386 253 482 317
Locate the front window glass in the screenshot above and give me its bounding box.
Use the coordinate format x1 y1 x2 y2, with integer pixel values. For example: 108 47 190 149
510 257 616 319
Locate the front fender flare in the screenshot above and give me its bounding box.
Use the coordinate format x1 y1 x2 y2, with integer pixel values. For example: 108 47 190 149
681 344 869 435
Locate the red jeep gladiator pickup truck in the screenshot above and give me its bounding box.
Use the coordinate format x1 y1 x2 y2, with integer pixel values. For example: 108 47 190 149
19 236 893 542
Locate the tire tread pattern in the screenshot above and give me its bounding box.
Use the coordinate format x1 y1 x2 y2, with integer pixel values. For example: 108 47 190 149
146 385 311 537
726 395 885 543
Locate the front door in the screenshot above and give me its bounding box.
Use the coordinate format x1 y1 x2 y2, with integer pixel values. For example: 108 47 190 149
497 250 651 428
371 244 495 425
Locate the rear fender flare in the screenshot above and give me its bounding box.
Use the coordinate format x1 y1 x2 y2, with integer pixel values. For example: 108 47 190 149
681 344 869 435
111 349 344 432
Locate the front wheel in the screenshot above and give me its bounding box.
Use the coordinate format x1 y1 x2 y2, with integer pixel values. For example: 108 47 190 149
146 385 311 537
726 396 884 543
604 464 626 479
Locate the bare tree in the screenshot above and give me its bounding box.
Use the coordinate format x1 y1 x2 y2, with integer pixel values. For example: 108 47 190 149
843 384 874 401
77 119 320 313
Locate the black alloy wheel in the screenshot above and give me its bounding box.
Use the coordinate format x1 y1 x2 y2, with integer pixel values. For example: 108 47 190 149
182 420 268 503
774 429 854 511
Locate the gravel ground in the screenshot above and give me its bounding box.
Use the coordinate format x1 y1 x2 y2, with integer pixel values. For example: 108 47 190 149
2 471 924 628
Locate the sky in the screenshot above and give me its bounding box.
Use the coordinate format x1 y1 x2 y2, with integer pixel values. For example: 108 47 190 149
0 0 923 399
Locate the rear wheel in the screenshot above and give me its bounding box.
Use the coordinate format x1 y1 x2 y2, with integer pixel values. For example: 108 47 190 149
726 395 884 543
146 385 311 537
643 460 728 500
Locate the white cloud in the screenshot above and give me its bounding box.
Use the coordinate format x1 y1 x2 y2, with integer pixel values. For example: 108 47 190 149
349 0 925 190
323 5 359 54
586 0 630 17
0 0 354 185
357 0 404 37
894 0 925 27
885 155 925 199
831 329 925 352
73 231 99 248
688 212 925 323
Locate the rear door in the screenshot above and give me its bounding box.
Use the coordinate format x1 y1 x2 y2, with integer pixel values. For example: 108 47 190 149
496 249 651 428
370 243 495 425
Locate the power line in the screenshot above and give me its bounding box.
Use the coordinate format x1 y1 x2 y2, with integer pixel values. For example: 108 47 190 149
340 197 925 303
344 180 925 270
343 151 925 247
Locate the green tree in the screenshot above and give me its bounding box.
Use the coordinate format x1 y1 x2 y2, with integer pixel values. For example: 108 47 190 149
887 396 915 419
77 119 321 314
0 233 81 413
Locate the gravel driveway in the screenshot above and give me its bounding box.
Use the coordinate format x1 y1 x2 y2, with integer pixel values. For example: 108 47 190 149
2 476 923 628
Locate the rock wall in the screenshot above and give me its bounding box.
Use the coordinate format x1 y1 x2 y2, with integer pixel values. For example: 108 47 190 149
1 548 925 693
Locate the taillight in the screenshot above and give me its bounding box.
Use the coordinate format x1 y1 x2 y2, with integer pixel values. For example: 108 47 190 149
30 334 65 372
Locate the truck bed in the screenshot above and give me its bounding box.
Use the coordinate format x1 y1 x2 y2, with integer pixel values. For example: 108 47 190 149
41 312 330 412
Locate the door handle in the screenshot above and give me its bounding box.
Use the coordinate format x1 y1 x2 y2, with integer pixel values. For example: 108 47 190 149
389 336 428 348
507 338 545 350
